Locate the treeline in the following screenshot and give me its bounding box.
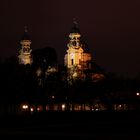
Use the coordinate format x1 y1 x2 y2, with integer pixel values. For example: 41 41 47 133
0 47 139 113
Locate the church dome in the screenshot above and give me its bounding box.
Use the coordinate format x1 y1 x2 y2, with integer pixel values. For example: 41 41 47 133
70 19 81 34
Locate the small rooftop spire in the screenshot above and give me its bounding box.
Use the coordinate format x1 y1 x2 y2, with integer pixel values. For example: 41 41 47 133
70 18 81 34
73 18 78 26
21 26 30 40
24 26 28 33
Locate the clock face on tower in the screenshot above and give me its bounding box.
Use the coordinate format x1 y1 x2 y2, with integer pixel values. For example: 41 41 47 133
72 41 76 46
70 53 74 59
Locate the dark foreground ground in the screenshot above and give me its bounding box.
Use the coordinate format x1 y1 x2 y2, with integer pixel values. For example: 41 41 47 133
0 111 140 139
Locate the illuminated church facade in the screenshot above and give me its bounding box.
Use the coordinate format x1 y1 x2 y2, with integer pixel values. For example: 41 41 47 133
17 22 104 83
12 22 108 114
64 21 92 80
18 27 32 65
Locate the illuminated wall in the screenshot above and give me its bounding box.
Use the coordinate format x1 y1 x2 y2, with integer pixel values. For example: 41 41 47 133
64 24 92 79
18 29 32 65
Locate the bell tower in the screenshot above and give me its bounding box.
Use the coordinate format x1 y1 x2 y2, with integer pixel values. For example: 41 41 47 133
64 20 92 80
65 20 84 69
18 27 32 65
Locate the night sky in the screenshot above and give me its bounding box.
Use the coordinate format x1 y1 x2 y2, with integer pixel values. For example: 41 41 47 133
0 0 140 78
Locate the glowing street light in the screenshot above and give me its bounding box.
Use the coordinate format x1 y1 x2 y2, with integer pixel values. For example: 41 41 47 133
61 104 66 110
37 105 43 111
22 104 29 110
52 96 55 99
30 107 34 112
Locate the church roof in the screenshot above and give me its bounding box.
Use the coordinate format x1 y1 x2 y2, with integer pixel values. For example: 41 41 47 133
70 19 81 34
21 26 31 40
82 41 90 53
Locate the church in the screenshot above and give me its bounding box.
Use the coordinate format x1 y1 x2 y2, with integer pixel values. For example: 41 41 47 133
18 21 104 84
64 20 92 80
18 27 32 65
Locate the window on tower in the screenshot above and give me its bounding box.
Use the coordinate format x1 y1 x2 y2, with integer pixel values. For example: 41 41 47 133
71 59 74 65
72 41 76 46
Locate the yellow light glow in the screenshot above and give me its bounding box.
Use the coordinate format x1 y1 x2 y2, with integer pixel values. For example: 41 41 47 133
37 105 43 111
62 104 65 109
22 104 28 109
52 96 55 99
30 107 34 112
